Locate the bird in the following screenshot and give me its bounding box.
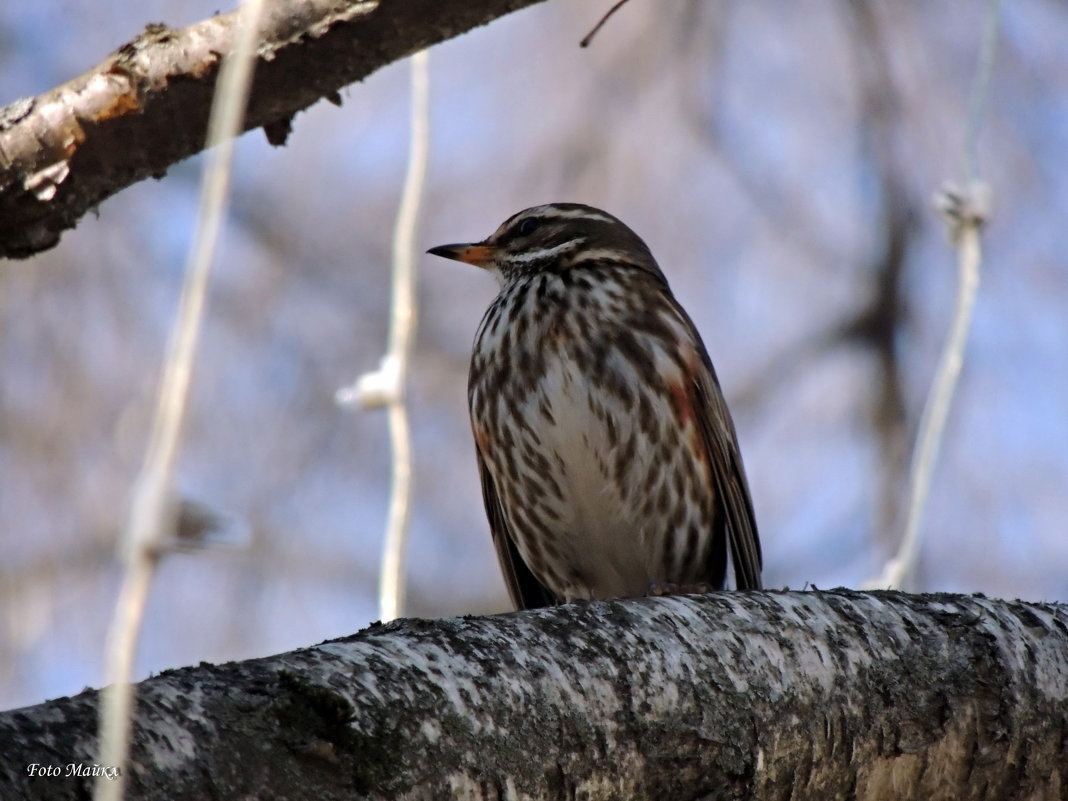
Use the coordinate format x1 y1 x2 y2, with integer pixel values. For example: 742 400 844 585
428 203 762 610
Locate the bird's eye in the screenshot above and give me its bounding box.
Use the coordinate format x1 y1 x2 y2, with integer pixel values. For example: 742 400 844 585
517 218 541 237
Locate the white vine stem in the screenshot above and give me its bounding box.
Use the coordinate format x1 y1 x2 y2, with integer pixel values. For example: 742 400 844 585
95 1 265 798
377 50 430 623
869 1 1000 590
877 205 983 590
337 50 430 623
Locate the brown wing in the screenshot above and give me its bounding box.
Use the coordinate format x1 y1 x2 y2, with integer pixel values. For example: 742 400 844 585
686 321 764 591
475 449 558 611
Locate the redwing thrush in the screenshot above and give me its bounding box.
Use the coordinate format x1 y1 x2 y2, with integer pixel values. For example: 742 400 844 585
429 203 762 610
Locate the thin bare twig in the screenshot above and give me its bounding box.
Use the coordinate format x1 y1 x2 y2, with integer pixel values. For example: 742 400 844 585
336 50 430 623
580 0 634 48
839 1 914 550
94 0 266 798
865 0 1000 591
963 1 1003 184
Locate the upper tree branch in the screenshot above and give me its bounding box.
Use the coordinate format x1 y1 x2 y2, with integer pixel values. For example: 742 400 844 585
0 0 546 260
1 590 1066 800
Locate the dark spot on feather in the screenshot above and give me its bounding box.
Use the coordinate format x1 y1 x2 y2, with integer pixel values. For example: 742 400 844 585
538 396 555 425
614 433 637 484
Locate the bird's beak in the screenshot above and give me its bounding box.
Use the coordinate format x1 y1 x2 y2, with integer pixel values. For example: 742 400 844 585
427 242 497 269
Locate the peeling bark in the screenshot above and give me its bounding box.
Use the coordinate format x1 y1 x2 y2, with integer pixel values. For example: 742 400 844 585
0 0 547 259
1 590 1066 800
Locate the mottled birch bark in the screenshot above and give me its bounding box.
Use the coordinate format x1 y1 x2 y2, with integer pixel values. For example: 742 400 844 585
0 0 547 259
1 590 1065 800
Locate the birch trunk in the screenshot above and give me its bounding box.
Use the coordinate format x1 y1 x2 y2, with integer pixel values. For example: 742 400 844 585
1 590 1065 800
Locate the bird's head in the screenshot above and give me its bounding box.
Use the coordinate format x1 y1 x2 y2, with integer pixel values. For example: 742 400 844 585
428 203 660 287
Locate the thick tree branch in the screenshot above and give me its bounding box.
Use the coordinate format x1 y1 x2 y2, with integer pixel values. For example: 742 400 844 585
0 0 546 260
1 590 1065 800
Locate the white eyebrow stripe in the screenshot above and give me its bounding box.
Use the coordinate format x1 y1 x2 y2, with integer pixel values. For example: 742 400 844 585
503 239 582 263
528 206 616 224
565 247 630 263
